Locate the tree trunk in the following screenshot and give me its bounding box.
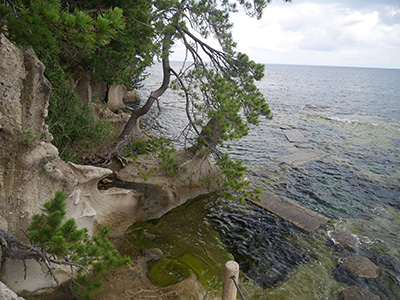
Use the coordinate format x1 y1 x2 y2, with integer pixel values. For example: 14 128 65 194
117 30 173 143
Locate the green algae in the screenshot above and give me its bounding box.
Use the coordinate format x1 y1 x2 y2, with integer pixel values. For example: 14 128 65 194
147 258 190 286
126 195 233 291
125 190 400 299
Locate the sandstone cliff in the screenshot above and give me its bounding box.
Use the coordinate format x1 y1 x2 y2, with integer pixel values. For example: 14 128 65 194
0 33 219 296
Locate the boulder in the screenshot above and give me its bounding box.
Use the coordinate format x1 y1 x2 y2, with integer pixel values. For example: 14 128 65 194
123 89 141 103
92 103 130 134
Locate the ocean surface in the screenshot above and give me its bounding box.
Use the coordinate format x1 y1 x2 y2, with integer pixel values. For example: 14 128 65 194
135 63 400 299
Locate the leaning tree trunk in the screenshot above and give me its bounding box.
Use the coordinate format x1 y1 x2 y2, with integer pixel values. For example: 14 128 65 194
117 30 173 143
90 30 174 166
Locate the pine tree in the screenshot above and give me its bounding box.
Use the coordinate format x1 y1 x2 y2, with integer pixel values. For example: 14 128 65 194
27 191 131 300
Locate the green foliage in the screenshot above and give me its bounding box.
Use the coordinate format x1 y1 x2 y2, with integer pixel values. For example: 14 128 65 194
1 1 126 58
215 153 262 203
152 0 287 199
81 1 157 88
27 191 131 300
0 0 155 87
44 58 116 162
122 137 186 177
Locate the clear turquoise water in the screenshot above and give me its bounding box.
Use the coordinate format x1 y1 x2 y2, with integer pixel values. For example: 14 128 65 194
137 64 400 299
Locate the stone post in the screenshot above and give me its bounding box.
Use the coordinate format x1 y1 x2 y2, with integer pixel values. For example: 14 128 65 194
222 260 239 300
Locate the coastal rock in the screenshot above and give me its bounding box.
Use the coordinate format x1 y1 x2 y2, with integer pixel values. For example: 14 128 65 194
70 66 92 103
0 33 58 238
123 89 141 103
341 286 380 300
344 256 380 279
107 83 127 110
66 162 142 237
0 34 52 142
92 103 130 133
0 33 221 297
328 230 359 249
0 34 138 295
304 104 328 110
117 151 220 222
0 281 25 300
2 258 70 296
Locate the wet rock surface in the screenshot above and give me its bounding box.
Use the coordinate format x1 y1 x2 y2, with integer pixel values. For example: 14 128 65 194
341 286 380 300
344 256 380 279
328 231 359 249
333 257 384 299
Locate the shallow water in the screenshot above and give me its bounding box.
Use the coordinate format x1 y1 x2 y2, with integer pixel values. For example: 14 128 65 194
134 63 400 299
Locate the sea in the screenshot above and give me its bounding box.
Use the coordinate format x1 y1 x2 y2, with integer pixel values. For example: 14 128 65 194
133 63 400 299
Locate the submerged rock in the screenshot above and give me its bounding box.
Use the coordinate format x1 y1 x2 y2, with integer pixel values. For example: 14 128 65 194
344 256 380 279
341 286 380 300
333 255 382 299
328 230 359 249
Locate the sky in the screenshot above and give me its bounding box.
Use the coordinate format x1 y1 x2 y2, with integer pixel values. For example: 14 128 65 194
171 0 400 69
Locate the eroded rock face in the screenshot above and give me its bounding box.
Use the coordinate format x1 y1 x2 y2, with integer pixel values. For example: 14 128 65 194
66 163 143 237
0 33 80 294
0 33 58 238
117 150 221 222
107 83 127 110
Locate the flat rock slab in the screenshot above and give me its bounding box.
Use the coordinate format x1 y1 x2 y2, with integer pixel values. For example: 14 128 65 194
344 256 380 278
277 149 329 166
328 231 359 249
247 191 330 232
341 286 381 300
282 129 309 144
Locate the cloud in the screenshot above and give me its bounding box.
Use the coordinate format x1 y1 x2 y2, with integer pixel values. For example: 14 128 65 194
169 0 400 68
229 0 400 68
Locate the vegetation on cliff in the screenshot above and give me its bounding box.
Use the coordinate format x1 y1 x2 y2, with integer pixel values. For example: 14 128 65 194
1 0 291 199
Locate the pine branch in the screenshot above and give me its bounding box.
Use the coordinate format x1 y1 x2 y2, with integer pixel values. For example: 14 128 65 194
0 228 84 285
